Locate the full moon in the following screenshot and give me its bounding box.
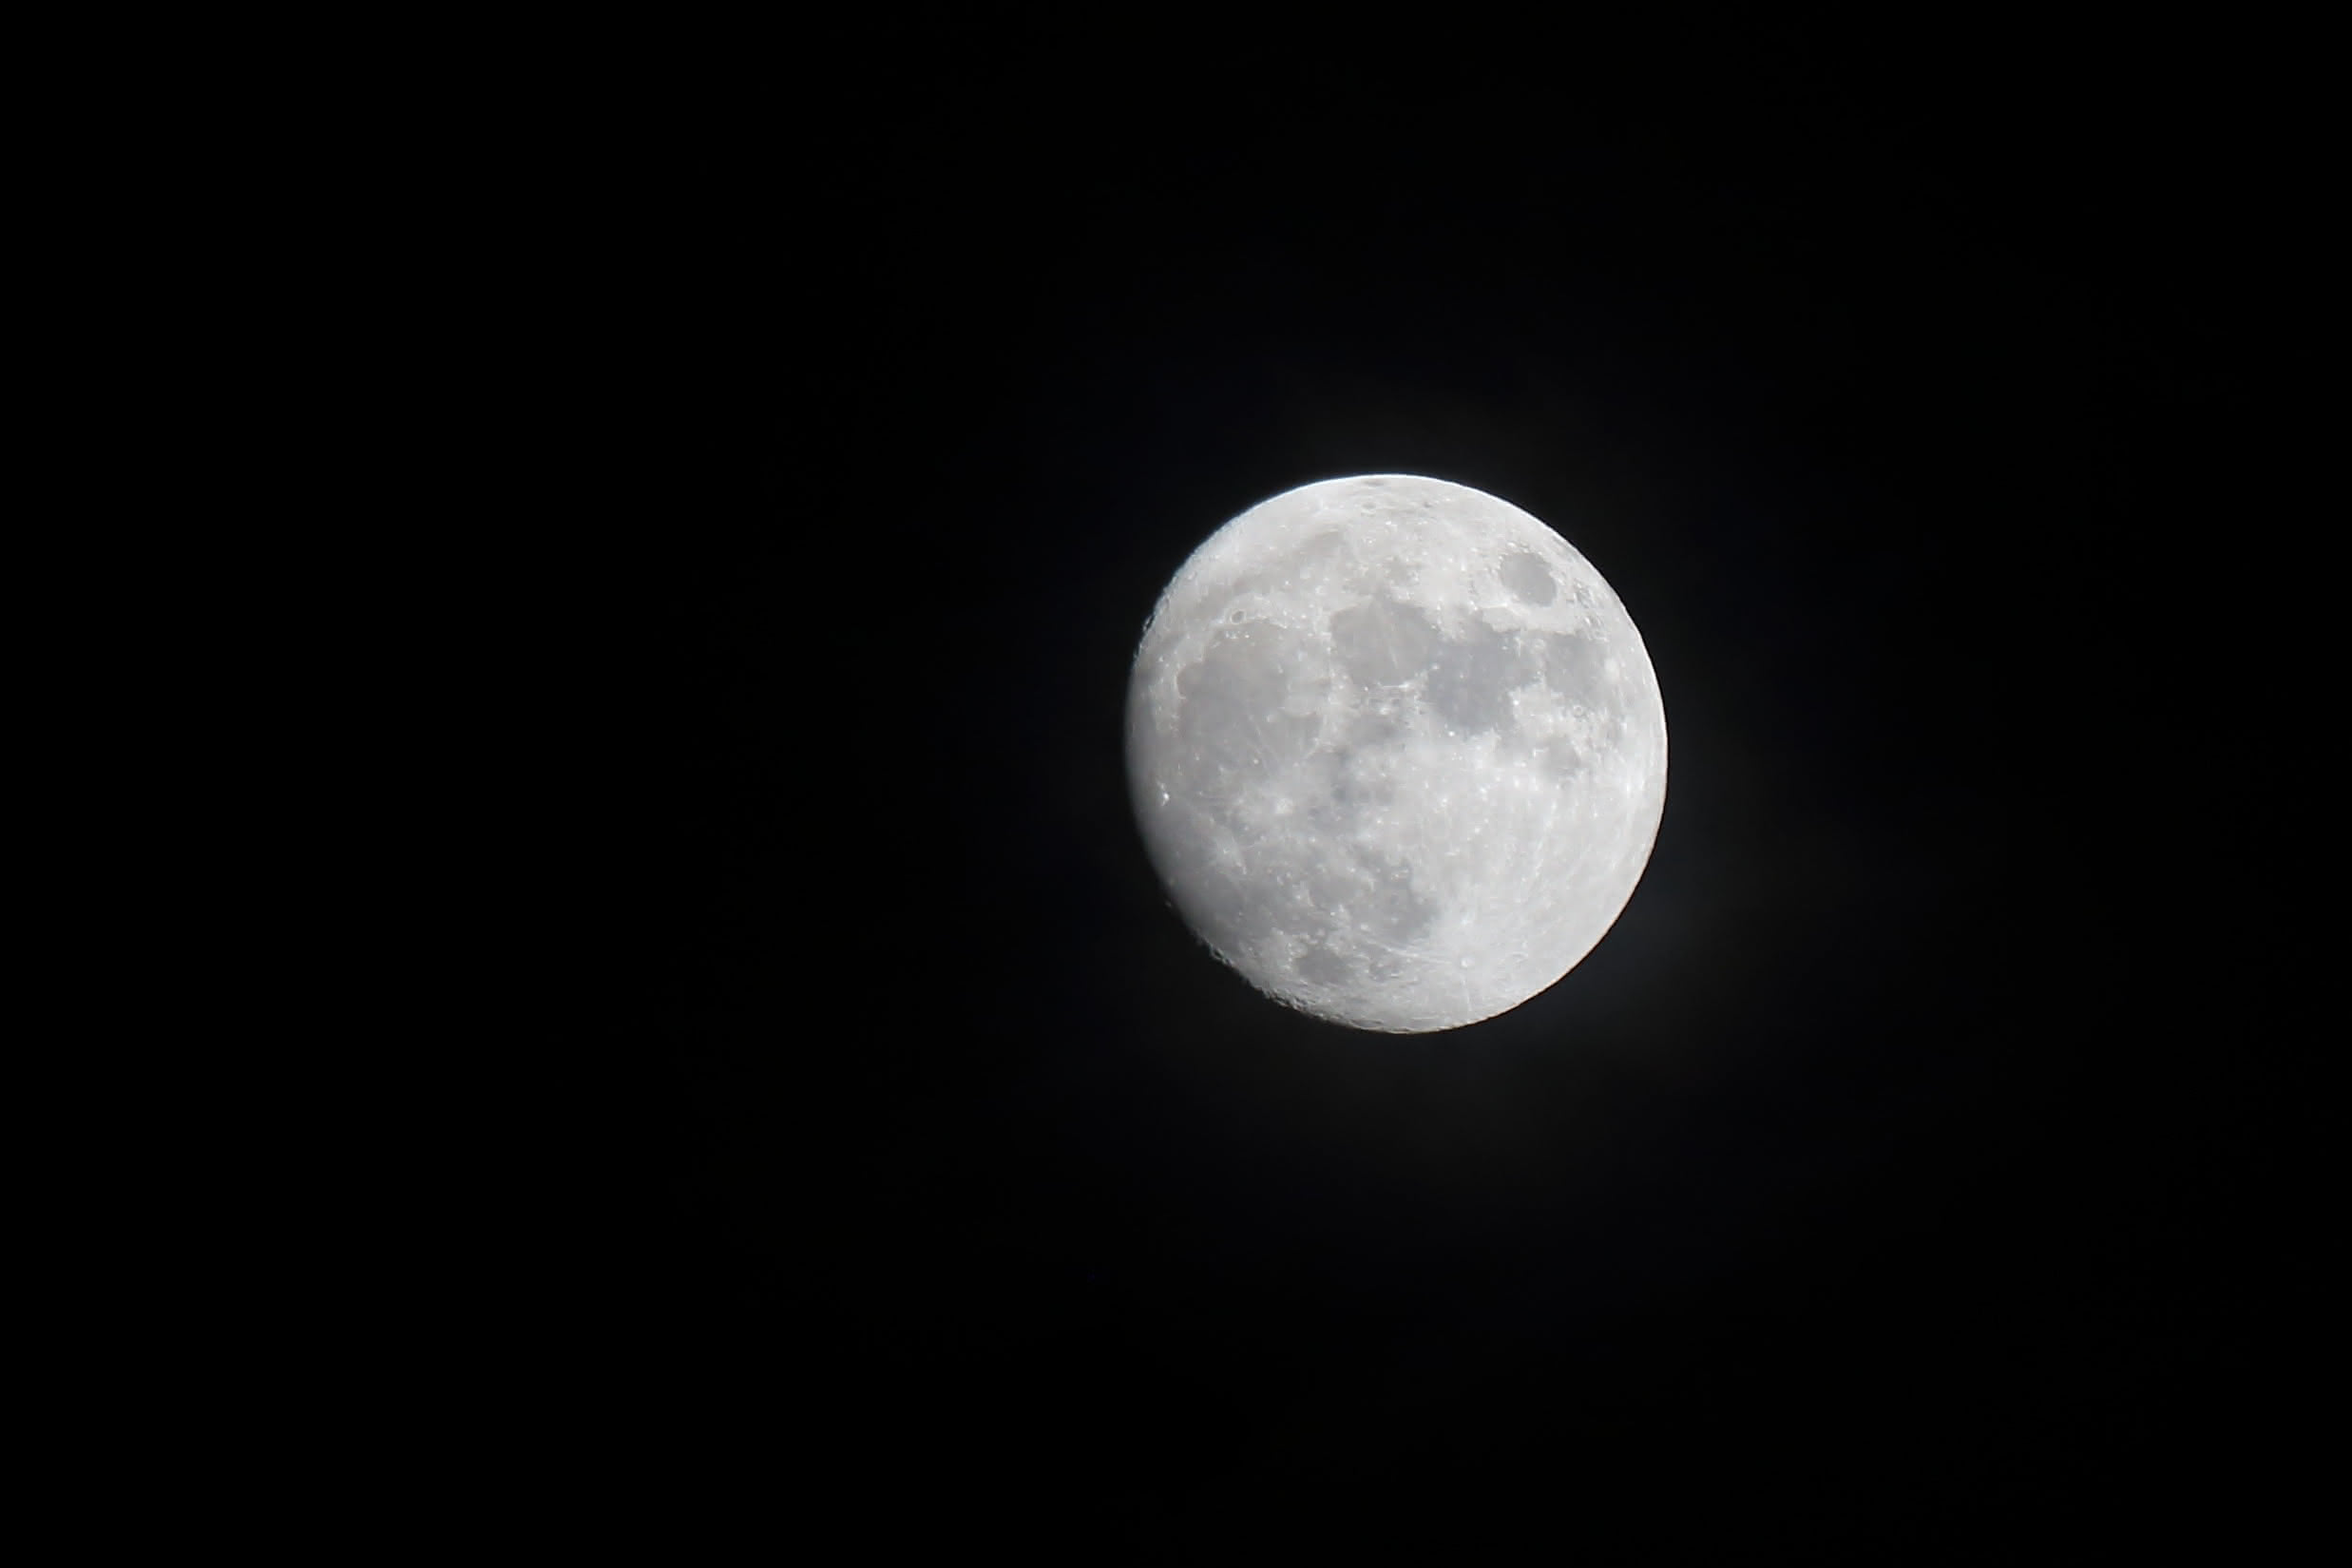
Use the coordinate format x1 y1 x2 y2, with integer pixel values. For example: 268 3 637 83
1126 474 1667 1032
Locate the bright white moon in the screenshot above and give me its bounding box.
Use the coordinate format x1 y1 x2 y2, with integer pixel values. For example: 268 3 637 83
1126 474 1667 1032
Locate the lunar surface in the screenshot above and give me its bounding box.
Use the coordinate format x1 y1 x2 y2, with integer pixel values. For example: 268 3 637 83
1126 474 1667 1032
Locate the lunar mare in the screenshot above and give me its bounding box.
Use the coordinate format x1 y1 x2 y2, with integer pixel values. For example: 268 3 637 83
1126 474 1666 1032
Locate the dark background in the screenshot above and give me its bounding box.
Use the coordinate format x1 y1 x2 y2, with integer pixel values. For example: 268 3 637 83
571 16 2324 1562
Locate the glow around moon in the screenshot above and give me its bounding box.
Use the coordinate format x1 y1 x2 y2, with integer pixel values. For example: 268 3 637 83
1126 474 1667 1032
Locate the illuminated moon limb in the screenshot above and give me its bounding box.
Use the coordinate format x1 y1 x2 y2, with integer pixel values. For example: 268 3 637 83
1125 473 1666 1032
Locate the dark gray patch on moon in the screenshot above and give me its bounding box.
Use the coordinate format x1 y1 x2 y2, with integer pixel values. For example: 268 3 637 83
1501 549 1557 605
1330 597 1440 688
1231 527 1343 601
1535 736 1586 780
1427 620 1525 736
1157 819 1252 941
1296 946 1352 985
1538 630 1606 695
1175 622 1322 784
1347 847 1440 947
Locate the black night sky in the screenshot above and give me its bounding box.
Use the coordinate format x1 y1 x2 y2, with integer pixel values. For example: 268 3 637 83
569 17 2323 1561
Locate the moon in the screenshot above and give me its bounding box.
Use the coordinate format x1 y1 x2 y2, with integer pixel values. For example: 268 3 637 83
1126 474 1667 1032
